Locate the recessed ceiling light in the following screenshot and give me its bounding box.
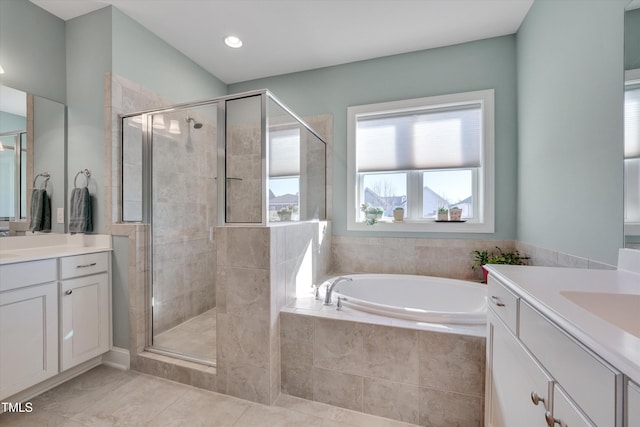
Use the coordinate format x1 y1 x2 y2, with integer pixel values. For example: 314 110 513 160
224 35 243 49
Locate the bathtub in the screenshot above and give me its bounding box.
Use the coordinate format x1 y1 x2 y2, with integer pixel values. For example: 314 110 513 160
329 273 487 325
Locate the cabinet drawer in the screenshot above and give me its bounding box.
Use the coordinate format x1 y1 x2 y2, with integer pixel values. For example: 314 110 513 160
60 252 108 279
519 301 619 427
0 259 57 292
487 276 519 334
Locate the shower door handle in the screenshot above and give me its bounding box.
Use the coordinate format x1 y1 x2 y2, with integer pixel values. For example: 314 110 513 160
225 177 243 181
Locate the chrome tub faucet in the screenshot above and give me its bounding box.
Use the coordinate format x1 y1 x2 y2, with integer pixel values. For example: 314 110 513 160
323 276 352 305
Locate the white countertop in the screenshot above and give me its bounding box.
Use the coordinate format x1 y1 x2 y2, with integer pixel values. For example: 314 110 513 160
0 234 112 265
486 264 640 384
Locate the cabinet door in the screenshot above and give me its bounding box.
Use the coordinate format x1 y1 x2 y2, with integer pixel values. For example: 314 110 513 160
552 384 595 427
60 273 109 371
0 282 58 400
629 380 640 427
486 309 551 427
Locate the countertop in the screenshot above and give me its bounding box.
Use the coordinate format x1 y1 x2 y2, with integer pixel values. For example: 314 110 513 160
485 264 640 384
0 234 112 265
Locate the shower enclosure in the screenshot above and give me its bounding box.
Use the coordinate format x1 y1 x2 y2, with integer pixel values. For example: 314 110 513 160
0 131 27 227
120 90 326 366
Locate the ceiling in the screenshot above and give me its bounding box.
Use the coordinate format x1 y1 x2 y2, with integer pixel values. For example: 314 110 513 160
28 0 536 84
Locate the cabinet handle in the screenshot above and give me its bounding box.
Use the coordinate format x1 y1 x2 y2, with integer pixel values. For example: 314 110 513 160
545 411 565 427
490 296 506 307
65 289 73 296
530 391 545 406
76 262 97 269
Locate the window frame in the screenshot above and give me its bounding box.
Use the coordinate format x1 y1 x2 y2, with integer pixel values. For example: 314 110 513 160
347 89 495 233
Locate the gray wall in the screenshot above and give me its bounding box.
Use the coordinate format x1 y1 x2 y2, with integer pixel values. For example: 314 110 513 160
65 7 112 236
0 0 66 103
112 8 226 102
516 0 626 265
230 36 518 240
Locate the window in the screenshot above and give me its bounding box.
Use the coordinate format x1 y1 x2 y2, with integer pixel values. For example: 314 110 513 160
268 127 300 221
625 71 640 235
347 90 494 232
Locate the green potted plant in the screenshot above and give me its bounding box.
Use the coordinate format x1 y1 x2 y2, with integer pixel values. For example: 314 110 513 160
360 203 383 225
393 206 404 222
449 206 462 221
278 206 292 221
472 246 529 283
437 206 449 221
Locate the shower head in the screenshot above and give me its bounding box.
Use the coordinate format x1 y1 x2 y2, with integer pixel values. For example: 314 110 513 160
186 116 203 129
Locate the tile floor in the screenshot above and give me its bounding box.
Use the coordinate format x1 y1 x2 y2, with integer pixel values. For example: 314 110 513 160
0 365 418 426
153 308 217 363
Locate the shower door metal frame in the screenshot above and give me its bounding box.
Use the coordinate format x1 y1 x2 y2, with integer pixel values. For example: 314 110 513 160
118 89 328 367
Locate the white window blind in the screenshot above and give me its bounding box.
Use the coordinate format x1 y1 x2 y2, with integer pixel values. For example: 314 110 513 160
625 85 640 160
269 128 300 177
356 104 482 172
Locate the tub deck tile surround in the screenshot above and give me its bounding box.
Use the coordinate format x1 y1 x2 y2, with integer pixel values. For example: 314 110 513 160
281 310 485 426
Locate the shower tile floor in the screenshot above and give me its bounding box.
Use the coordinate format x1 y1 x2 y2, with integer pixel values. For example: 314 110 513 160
153 308 216 362
0 365 417 426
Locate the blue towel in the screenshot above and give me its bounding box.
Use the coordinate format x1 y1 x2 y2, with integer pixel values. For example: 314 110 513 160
28 189 51 233
69 187 93 233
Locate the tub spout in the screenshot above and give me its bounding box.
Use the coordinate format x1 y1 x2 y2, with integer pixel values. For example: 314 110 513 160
323 276 352 306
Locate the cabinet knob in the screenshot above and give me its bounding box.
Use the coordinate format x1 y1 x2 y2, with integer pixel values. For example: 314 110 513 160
544 411 564 427
530 391 545 407
65 289 73 296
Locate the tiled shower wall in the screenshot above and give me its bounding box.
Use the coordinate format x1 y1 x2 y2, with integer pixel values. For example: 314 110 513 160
151 112 217 334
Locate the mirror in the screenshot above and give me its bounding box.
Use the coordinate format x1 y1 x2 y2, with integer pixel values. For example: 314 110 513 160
0 84 66 236
625 4 640 249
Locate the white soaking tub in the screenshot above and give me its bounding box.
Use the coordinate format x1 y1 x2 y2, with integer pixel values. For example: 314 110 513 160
327 273 487 325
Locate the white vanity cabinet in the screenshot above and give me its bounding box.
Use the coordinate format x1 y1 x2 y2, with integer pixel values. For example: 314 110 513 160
59 253 110 371
486 275 622 427
0 260 59 400
486 309 551 427
0 240 112 402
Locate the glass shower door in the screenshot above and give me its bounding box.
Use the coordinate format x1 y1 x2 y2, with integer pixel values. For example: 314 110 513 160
150 103 218 365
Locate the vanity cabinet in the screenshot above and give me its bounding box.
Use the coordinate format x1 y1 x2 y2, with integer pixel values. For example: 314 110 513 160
0 259 59 400
486 309 551 426
0 248 111 401
486 275 622 427
60 253 110 371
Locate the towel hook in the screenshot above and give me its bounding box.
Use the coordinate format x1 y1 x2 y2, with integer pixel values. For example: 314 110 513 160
74 169 91 189
33 172 51 190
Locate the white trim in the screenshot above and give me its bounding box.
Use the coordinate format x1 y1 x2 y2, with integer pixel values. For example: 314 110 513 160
347 89 495 233
102 347 130 370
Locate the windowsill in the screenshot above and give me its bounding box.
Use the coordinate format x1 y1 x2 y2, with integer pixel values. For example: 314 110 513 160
347 219 494 233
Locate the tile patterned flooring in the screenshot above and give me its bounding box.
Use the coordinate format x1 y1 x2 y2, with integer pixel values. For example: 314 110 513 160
153 308 217 363
0 366 418 426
